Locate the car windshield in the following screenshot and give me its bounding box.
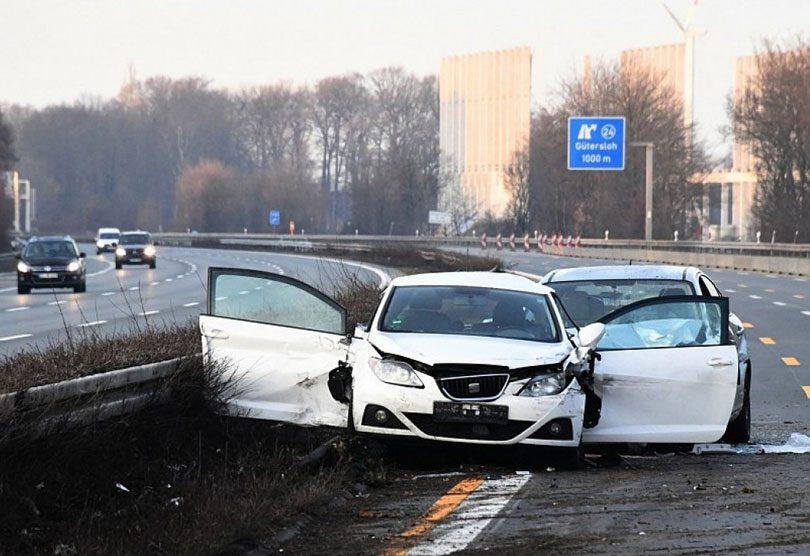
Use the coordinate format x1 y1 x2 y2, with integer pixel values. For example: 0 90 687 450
120 234 151 245
379 285 560 343
552 279 695 326
99 232 119 239
24 241 76 259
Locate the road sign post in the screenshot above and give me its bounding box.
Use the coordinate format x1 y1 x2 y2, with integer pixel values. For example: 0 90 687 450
630 142 655 241
269 210 280 233
567 116 625 171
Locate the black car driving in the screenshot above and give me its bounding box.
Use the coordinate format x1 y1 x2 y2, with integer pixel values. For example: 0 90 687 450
115 231 157 269
16 236 87 294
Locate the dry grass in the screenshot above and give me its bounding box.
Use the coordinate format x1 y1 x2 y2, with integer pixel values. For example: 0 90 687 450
0 322 200 394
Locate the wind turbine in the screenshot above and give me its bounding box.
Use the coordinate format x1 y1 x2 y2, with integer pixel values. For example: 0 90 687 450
662 0 705 142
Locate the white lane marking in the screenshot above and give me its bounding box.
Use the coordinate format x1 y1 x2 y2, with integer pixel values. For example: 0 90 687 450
254 286 262 290
773 301 786 306
0 333 33 342
165 278 173 282
795 277 807 282
270 252 389 288
47 300 67 306
239 290 249 295
87 259 115 278
182 301 200 307
802 311 810 316
0 287 16 293
215 296 227 301
6 306 29 312
725 289 737 293
76 320 106 328
150 281 160 286
176 274 183 279
749 295 762 299
102 291 116 296
408 474 532 555
128 286 139 291
138 310 160 316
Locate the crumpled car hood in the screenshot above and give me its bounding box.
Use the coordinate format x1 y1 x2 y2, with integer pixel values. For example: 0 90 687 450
369 331 571 368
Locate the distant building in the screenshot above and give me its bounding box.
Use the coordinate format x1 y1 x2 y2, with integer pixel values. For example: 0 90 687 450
439 47 532 218
621 42 687 112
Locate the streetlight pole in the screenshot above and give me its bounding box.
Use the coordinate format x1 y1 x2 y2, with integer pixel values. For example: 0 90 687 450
630 142 654 241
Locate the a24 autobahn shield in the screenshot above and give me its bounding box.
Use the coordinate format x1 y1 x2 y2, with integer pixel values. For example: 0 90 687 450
567 116 626 170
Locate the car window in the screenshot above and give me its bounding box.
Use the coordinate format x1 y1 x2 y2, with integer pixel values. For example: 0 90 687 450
551 279 694 326
99 232 120 239
379 285 560 343
24 240 77 259
597 298 727 350
120 234 151 245
210 270 345 335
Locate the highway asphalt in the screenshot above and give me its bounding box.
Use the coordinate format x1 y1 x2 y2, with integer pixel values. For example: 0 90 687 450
0 244 389 358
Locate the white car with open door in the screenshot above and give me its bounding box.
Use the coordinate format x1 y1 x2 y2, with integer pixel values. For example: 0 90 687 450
199 269 739 461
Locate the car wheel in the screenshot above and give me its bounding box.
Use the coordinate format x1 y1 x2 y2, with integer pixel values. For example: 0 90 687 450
555 445 587 470
149 260 156 269
74 280 86 294
722 372 751 444
115 261 122 270
96 248 102 255
17 285 30 295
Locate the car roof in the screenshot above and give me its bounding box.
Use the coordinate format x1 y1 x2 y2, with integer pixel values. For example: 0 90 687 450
121 230 150 235
98 227 120 232
390 271 554 295
543 264 701 283
29 235 73 242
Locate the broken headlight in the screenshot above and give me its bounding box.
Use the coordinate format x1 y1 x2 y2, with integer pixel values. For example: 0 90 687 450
519 372 566 397
368 357 424 388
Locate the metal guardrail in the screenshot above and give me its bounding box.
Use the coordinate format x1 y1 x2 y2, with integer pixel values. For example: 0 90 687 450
0 357 196 441
152 232 810 258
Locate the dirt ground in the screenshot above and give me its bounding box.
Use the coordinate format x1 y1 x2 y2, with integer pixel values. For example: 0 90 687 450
280 449 810 554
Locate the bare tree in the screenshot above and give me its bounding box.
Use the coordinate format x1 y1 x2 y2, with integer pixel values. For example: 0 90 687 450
505 144 531 233
730 38 809 242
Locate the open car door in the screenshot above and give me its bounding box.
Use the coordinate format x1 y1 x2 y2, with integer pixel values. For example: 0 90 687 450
199 267 349 427
581 296 738 444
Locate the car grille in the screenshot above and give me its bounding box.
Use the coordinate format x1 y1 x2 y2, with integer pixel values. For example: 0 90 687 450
438 373 510 401
125 248 144 256
404 413 533 441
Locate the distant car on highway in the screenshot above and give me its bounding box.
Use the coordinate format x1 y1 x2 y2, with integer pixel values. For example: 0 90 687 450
543 264 751 443
201 269 742 465
115 231 157 269
16 235 87 294
95 227 121 254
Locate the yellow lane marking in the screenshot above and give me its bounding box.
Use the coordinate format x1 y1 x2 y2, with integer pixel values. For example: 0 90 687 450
385 476 484 555
759 337 776 345
793 294 805 299
765 288 776 293
743 322 754 329
802 386 810 398
782 357 801 367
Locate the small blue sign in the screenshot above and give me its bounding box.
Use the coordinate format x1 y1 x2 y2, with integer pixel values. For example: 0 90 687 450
567 116 625 171
269 210 281 226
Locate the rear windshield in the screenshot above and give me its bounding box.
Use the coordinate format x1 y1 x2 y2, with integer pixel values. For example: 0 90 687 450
379 285 560 343
24 241 77 259
120 234 151 245
99 232 119 239
551 279 695 326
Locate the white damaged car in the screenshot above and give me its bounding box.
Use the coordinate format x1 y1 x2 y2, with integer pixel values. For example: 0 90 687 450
200 269 740 462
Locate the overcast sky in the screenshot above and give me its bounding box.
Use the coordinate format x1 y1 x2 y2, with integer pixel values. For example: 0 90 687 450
1 0 806 155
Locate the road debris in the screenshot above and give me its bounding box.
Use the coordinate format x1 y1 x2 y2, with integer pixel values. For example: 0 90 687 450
693 433 810 455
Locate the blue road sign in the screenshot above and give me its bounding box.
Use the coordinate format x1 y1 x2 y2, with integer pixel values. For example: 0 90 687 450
269 210 281 226
567 116 625 171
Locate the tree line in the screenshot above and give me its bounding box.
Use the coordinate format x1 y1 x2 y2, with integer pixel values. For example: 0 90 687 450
4 68 439 235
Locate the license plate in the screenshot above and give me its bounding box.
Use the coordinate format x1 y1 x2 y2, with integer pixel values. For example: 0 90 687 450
130 258 141 262
433 401 508 424
38 273 58 279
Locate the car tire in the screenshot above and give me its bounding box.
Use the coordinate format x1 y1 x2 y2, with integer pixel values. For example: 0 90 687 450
149 260 156 269
74 280 86 294
17 285 30 295
96 248 102 255
722 370 751 444
555 445 587 470
115 261 122 270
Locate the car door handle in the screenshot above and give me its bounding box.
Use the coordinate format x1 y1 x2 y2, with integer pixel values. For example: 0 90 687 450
708 357 734 368
204 329 229 340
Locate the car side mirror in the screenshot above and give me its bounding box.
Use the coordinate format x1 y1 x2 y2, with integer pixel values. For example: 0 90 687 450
729 313 744 334
578 323 605 350
79 252 86 258
354 323 369 339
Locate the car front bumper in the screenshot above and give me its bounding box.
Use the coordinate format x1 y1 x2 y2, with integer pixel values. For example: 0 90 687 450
116 254 155 264
352 370 585 447
18 271 84 288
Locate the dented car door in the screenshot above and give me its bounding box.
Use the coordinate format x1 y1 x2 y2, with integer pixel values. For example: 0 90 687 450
199 267 349 427
582 296 738 444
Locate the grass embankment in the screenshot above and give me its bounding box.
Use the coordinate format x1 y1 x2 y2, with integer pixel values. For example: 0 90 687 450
0 248 500 553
